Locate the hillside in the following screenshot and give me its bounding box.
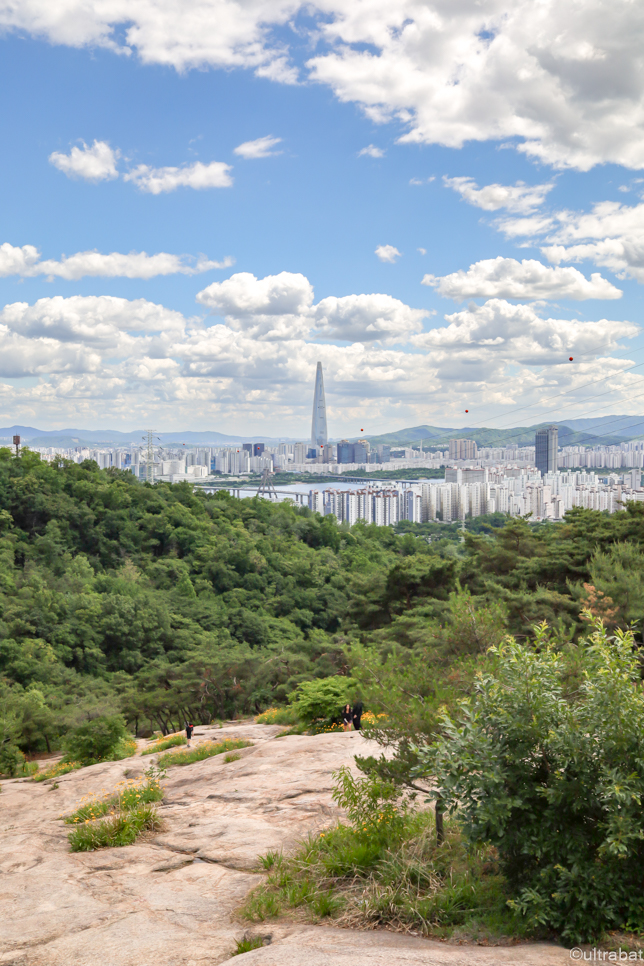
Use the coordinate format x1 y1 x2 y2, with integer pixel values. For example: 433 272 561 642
361 421 629 449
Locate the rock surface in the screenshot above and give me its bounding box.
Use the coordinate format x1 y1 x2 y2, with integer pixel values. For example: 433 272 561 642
0 724 570 966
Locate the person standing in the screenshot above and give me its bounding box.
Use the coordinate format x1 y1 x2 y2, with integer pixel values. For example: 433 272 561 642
341 704 352 732
352 701 363 731
186 723 194 747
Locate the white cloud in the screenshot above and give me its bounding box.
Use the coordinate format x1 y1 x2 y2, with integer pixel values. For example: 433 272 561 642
8 1 644 170
196 271 315 340
0 243 233 280
49 140 120 181
123 160 233 193
314 294 427 343
423 257 622 301
539 200 644 284
412 298 637 364
233 136 282 159
375 245 401 263
443 177 554 214
358 145 384 158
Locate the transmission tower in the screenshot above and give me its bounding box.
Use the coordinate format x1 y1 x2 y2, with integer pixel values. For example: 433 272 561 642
142 430 160 483
257 467 279 500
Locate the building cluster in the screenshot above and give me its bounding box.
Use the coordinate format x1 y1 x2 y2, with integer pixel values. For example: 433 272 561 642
306 464 644 526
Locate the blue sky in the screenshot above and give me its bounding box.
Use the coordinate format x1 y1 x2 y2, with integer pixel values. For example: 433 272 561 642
1 0 644 438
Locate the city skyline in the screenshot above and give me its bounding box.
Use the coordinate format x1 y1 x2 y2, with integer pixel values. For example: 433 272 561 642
1 3 644 435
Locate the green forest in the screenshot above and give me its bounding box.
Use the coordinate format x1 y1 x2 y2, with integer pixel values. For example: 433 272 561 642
5 449 644 941
2 447 644 757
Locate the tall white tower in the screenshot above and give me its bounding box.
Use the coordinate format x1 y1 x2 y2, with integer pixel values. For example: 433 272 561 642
310 361 328 450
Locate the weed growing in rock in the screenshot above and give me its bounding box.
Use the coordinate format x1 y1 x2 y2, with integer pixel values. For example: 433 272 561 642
232 935 265 955
224 752 242 763
157 738 251 768
65 766 165 852
68 803 162 851
64 767 164 824
141 733 187 755
32 760 81 782
241 769 525 942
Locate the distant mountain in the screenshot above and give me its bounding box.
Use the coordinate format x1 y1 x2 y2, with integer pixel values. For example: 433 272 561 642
362 419 634 450
0 426 298 447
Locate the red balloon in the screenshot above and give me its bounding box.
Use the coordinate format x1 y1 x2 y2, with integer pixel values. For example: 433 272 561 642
569 356 573 361
465 409 469 413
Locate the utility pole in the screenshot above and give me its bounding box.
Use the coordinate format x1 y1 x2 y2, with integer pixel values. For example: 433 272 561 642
142 430 160 483
257 467 279 500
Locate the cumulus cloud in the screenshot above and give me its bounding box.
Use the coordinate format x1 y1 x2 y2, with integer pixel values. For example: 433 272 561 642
49 140 120 181
443 177 554 214
314 294 427 343
358 145 384 158
423 257 622 301
233 136 282 159
8 1 644 169
375 245 401 263
0 243 234 280
196 271 315 340
123 160 233 193
0 279 641 431
412 298 637 364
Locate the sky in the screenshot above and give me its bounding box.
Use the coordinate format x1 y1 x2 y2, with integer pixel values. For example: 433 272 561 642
1 0 644 439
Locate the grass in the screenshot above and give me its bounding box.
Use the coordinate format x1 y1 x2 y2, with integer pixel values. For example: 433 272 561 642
157 738 252 768
241 811 530 942
255 707 300 726
141 732 187 755
65 768 165 852
32 760 82 782
224 752 242 763
64 771 164 825
68 804 162 851
232 935 266 956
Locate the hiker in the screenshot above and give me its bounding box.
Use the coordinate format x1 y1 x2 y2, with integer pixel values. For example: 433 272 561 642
186 722 194 747
341 704 352 732
352 701 363 731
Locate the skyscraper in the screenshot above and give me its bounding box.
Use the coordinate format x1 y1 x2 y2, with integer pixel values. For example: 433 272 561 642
535 426 558 475
310 361 328 452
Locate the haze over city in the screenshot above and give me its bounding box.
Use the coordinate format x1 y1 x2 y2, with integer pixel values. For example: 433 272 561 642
1 1 644 437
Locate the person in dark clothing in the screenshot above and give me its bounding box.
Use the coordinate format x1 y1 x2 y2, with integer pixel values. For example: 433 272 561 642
352 701 363 731
341 704 352 731
186 723 194 747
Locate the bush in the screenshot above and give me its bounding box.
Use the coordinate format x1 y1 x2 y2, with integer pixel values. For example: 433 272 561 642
422 619 644 944
255 707 299 726
0 743 26 777
62 715 129 765
65 767 165 824
288 678 356 728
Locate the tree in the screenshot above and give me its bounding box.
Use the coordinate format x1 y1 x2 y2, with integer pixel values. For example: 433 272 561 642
63 714 129 764
419 620 644 943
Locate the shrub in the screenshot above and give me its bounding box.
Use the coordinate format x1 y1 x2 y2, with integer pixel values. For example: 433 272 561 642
141 732 187 755
157 738 251 768
242 770 518 940
422 619 644 944
288 678 356 729
0 744 26 777
63 715 129 765
255 707 299 726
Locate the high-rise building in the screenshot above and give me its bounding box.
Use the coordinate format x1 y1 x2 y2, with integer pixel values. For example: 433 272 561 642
311 361 328 451
449 438 477 459
535 426 558 476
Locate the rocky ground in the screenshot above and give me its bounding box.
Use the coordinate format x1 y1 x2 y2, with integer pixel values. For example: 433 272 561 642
0 723 570 966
